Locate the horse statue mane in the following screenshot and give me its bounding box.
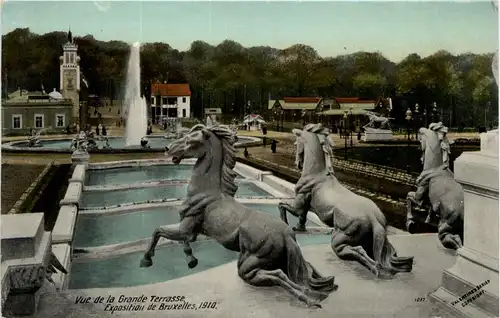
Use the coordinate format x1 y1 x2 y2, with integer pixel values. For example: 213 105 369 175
420 122 453 169
188 123 238 197
303 123 335 159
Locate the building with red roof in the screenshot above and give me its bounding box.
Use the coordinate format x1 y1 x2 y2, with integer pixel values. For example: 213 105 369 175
150 82 191 121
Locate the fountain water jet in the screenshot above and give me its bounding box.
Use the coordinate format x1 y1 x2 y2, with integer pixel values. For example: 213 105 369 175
124 42 148 147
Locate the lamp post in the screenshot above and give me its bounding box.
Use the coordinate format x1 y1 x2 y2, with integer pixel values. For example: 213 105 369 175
349 108 353 147
343 111 348 160
414 103 419 140
405 108 413 173
432 102 438 123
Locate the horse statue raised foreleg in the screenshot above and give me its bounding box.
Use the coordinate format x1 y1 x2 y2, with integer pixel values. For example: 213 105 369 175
141 124 337 308
278 193 311 232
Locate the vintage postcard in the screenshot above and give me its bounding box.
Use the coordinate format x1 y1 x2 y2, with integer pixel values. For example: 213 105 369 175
1 0 498 317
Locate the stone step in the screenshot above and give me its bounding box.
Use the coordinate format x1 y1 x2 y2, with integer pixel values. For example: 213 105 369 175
430 287 496 318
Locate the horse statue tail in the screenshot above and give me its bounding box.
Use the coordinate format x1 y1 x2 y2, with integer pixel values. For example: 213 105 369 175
284 232 338 296
370 216 414 274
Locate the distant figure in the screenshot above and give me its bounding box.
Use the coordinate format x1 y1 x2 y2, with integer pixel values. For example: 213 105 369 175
164 146 169 156
244 147 249 158
141 137 150 148
95 125 100 136
271 139 277 153
357 131 362 140
147 125 152 135
65 125 71 135
262 126 267 135
101 125 107 136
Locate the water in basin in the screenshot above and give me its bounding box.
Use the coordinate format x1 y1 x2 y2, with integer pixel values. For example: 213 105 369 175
86 165 244 186
69 233 331 289
86 165 194 186
75 203 324 248
28 136 173 150
80 182 273 209
74 206 182 248
244 203 321 227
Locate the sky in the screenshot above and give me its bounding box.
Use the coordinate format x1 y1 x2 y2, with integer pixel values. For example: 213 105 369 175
1 0 499 62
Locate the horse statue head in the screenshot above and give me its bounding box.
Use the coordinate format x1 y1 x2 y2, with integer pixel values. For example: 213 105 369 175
418 122 453 171
167 124 238 197
293 123 335 175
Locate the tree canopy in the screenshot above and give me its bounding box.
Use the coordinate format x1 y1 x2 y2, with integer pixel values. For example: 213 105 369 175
2 28 497 126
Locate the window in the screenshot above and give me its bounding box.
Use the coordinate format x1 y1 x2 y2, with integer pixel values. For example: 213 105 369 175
65 52 69 64
182 97 186 103
12 115 22 129
182 109 186 118
34 114 44 128
151 97 155 105
56 114 65 128
162 97 168 105
70 53 75 64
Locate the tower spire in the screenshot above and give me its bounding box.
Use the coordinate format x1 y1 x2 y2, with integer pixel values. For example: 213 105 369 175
68 26 73 43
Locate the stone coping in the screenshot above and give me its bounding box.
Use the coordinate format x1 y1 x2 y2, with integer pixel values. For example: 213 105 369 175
52 205 78 244
87 158 197 170
69 165 86 184
52 243 72 291
60 182 83 207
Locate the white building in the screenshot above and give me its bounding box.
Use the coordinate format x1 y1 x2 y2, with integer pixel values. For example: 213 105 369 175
150 83 191 121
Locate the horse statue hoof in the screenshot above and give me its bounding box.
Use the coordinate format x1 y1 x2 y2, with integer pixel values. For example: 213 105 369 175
187 257 198 269
140 257 153 268
308 302 322 309
405 220 417 234
292 225 307 232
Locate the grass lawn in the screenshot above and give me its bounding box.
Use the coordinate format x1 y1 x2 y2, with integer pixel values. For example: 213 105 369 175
1 164 47 214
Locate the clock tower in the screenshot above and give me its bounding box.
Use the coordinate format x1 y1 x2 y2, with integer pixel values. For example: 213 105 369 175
60 29 81 125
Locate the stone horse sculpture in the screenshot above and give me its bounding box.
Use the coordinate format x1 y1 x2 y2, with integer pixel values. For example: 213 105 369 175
363 111 393 130
278 123 414 277
140 124 337 308
406 122 464 250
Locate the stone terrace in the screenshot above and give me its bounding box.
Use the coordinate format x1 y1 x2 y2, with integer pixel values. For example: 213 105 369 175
33 234 457 318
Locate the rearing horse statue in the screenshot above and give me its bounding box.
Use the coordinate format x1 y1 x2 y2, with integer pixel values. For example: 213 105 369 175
140 124 337 308
278 123 414 277
406 122 464 250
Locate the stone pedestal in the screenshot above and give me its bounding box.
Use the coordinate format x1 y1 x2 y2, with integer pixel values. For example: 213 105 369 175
1 213 52 317
71 150 89 167
362 128 394 141
429 130 499 318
